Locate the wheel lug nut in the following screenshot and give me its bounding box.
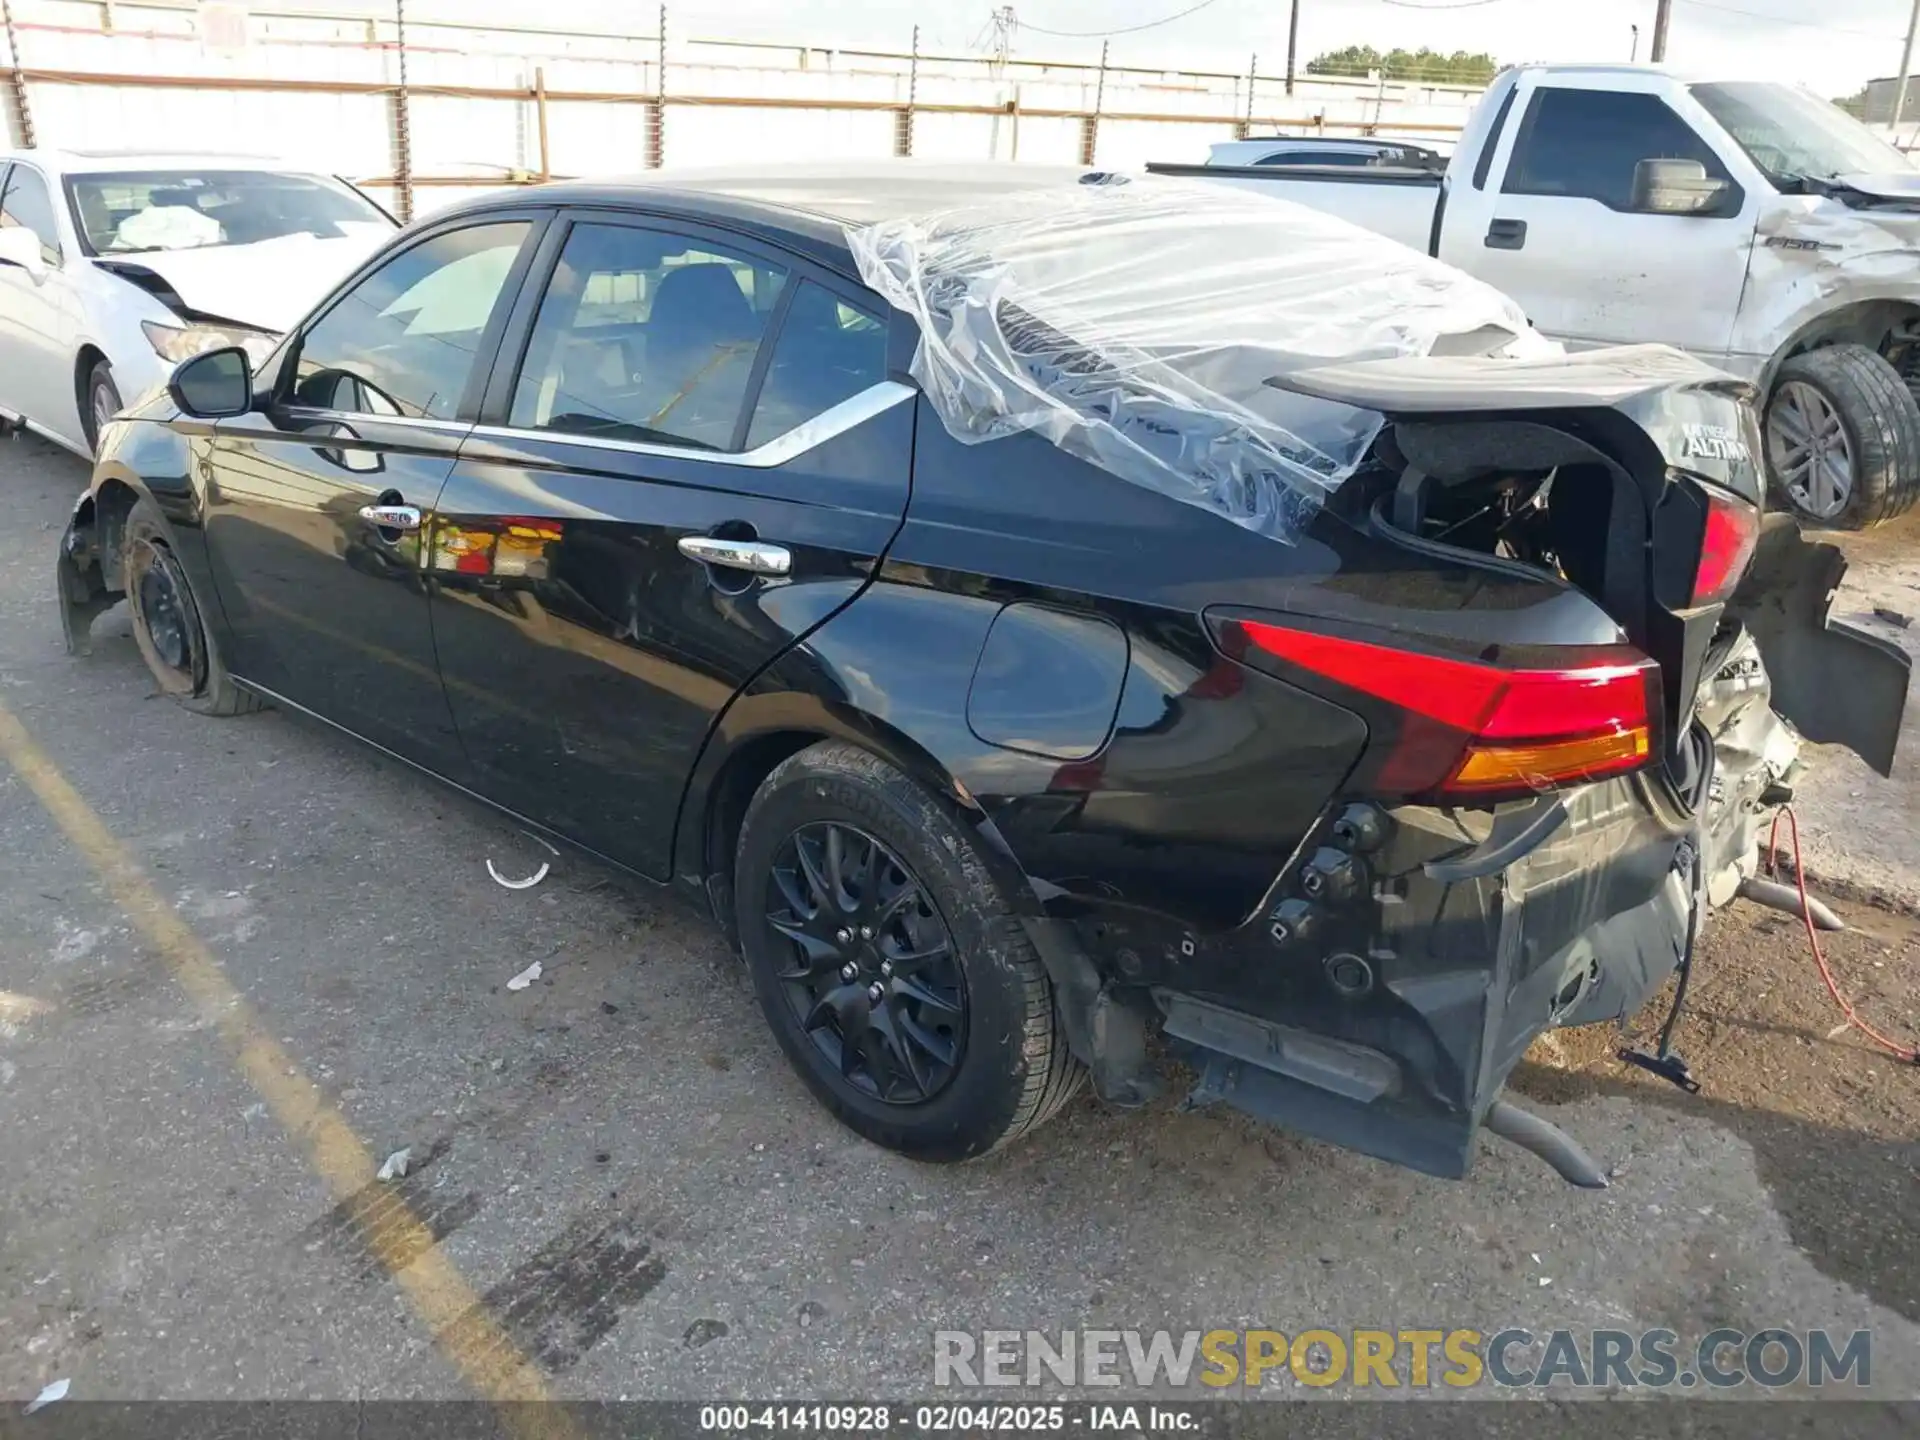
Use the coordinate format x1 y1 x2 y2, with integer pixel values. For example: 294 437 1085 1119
840 963 858 981
867 982 884 1003
835 928 851 943
860 925 873 939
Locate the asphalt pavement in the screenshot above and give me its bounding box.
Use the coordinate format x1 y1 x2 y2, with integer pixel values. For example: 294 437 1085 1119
2 430 1916 1409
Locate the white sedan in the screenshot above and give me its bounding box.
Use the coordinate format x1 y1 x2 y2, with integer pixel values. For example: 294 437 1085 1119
0 150 398 457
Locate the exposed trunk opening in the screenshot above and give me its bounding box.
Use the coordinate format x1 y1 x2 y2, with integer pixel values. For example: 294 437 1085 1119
1343 416 1723 758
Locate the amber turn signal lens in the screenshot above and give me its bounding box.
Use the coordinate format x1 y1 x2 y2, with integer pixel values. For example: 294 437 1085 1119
1448 727 1652 793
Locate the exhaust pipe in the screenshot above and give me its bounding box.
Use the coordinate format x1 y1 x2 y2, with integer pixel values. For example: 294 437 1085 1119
1484 1098 1609 1189
1737 876 1844 932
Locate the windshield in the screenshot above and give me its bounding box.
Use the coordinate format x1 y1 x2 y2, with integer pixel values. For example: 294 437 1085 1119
1691 82 1914 185
64 169 393 255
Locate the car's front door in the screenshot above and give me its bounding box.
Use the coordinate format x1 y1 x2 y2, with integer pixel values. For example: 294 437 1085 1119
1439 76 1757 359
0 161 86 445
428 213 912 878
199 213 545 773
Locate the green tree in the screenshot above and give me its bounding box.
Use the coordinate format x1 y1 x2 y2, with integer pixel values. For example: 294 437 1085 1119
1305 45 1499 86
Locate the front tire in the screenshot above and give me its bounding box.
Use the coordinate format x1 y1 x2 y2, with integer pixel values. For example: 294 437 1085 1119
124 498 261 717
735 741 1083 1161
82 360 122 456
1765 344 1920 529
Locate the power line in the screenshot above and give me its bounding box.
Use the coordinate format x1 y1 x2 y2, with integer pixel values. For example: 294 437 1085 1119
1014 0 1228 40
1673 0 1903 40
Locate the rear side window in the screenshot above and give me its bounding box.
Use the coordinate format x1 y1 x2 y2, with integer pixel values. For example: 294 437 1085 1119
292 221 528 419
1503 88 1729 210
1 165 63 265
745 282 887 449
509 222 788 452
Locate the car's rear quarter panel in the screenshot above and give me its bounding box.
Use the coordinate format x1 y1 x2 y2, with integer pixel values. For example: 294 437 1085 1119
753 403 1373 932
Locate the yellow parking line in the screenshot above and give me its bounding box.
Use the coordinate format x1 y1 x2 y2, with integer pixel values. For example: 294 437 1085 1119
0 698 574 1433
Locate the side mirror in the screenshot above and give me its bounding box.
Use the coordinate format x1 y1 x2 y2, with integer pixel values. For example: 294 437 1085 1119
168 346 253 419
1632 158 1731 216
0 227 48 282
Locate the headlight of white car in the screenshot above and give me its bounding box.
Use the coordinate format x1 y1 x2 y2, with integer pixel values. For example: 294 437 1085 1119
141 320 280 367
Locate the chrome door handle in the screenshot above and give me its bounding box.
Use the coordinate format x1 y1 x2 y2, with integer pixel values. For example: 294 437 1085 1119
359 504 422 532
677 535 791 576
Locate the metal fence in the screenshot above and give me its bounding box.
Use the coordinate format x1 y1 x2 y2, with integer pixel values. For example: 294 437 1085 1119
0 0 1483 219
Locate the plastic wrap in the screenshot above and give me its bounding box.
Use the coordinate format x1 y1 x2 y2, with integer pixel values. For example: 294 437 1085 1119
847 176 1551 540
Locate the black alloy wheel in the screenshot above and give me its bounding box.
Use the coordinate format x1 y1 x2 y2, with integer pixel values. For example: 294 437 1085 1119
765 821 968 1105
735 740 1084 1161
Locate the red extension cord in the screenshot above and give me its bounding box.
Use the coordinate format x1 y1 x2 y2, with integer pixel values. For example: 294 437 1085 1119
1765 806 1920 1065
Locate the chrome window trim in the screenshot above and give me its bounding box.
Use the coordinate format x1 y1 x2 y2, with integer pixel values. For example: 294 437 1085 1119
468 380 914 468
264 380 914 466
269 409 474 435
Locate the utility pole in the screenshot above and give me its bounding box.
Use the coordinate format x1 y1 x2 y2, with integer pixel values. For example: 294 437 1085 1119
2 0 35 148
988 5 1015 73
648 3 667 168
1284 0 1300 95
896 24 918 157
1894 0 1920 137
1649 0 1671 62
1630 24 1640 61
393 0 411 221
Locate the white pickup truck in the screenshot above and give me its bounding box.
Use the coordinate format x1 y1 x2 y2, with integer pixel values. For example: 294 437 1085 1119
1152 63 1920 528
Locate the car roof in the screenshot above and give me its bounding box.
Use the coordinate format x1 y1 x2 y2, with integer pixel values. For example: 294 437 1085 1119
2 149 305 176
432 161 1112 276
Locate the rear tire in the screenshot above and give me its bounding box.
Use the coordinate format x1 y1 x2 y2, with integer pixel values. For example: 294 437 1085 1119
1764 344 1920 530
735 740 1084 1161
124 498 262 717
81 359 122 457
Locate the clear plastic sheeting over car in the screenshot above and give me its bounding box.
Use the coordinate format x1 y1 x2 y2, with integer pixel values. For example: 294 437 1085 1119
847 176 1549 540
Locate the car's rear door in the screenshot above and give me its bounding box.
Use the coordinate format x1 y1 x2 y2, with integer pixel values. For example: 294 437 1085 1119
199 211 548 774
428 210 913 878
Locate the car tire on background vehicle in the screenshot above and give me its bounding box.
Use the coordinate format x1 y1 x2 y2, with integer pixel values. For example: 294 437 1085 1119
82 360 123 457
735 740 1084 1162
1764 343 1920 530
123 498 262 717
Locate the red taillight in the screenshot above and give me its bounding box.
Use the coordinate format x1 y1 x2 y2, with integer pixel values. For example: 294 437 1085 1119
1691 489 1760 607
1235 620 1659 799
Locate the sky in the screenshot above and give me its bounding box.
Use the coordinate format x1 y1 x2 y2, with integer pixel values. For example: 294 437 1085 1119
371 0 1919 99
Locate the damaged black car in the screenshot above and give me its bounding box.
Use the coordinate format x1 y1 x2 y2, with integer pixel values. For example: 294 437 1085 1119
56 165 1910 1187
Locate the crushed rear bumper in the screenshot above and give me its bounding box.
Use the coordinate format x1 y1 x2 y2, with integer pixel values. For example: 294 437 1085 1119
1112 521 1909 1187
1146 775 1689 1184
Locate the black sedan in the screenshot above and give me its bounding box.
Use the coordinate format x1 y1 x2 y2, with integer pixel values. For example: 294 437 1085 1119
56 163 1907 1187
